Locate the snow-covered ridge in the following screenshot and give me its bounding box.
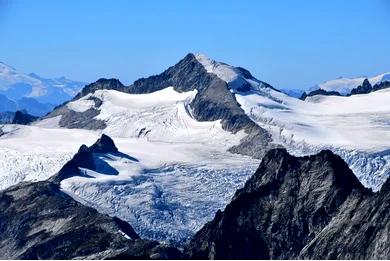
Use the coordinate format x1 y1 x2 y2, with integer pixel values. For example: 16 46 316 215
311 72 390 95
195 54 241 83
194 53 270 92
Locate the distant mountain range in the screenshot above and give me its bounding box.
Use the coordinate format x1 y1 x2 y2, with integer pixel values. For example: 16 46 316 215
0 62 85 116
302 72 390 98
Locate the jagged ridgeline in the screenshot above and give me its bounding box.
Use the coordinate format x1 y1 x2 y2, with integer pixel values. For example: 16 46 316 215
43 53 279 159
185 149 390 259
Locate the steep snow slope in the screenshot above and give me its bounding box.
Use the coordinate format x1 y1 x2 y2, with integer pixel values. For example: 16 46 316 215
310 72 390 95
195 53 271 92
0 87 259 245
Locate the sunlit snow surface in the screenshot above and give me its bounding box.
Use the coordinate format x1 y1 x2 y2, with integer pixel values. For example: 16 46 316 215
0 88 258 246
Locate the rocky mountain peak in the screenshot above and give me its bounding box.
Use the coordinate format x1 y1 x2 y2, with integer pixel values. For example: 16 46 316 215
90 133 119 153
73 78 126 100
50 134 118 183
11 110 38 125
350 78 373 95
184 148 369 259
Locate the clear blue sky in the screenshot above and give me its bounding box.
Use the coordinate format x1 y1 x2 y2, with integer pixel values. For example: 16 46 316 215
1 0 390 89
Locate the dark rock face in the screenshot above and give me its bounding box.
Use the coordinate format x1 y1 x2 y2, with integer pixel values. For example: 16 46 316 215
129 53 211 94
0 181 180 259
350 78 372 95
184 149 390 259
373 80 390 92
11 110 38 125
44 97 106 130
300 179 390 259
72 78 127 101
50 134 118 183
301 88 342 100
90 134 119 153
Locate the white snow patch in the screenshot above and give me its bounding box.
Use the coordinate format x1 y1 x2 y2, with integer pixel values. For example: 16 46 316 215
118 230 131 240
195 54 239 83
66 96 96 112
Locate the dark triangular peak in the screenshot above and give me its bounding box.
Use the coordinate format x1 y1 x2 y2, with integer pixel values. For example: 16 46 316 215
11 110 38 125
90 133 119 153
50 134 118 183
128 53 213 94
73 78 126 100
350 78 372 95
184 148 369 259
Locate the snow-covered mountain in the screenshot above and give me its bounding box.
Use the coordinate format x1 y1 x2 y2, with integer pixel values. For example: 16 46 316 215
0 61 86 115
0 53 389 246
309 72 390 95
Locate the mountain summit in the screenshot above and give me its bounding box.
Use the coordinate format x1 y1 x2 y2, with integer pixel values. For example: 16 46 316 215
43 53 280 158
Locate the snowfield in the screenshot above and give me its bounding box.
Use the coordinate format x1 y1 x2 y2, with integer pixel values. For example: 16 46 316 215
0 87 259 245
60 140 258 246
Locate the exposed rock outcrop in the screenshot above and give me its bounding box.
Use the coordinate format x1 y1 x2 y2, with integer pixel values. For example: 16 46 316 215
350 78 372 95
372 80 390 92
184 148 390 259
301 88 342 100
50 134 118 183
11 110 38 125
0 180 180 259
